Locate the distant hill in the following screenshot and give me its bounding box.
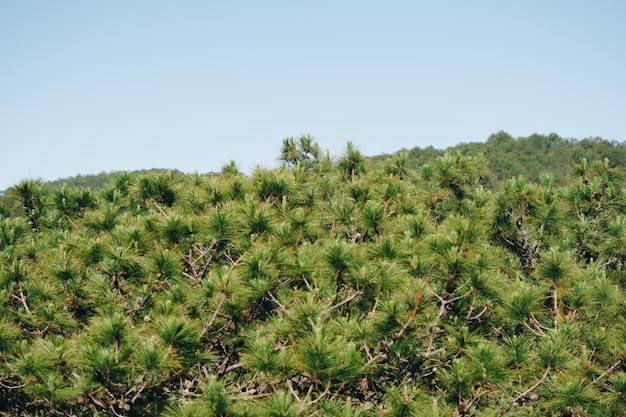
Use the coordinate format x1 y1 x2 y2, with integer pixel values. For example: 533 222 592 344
370 131 626 186
44 168 188 191
0 169 189 217
0 169 190 196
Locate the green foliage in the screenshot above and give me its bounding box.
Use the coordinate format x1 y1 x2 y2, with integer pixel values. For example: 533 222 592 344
11 179 48 232
279 134 321 170
3 139 626 416
0 217 28 252
84 202 121 232
338 141 367 181
253 168 294 205
294 318 364 387
135 172 179 208
53 184 95 219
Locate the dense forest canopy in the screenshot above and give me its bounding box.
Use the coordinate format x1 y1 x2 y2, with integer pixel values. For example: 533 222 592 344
1 135 626 416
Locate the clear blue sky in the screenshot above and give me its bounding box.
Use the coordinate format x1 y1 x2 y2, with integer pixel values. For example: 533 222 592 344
1 1 625 191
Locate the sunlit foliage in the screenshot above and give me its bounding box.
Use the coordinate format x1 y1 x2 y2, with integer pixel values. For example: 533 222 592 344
1 137 626 416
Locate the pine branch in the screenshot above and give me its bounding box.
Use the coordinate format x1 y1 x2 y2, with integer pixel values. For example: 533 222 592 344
392 292 423 340
267 291 288 313
592 358 623 384
425 288 472 355
467 303 490 321
322 290 363 316
203 293 227 336
522 320 545 337
464 386 490 413
552 283 559 330
12 281 31 314
150 198 168 216
225 252 245 270
303 381 332 407
509 366 551 409
0 379 26 390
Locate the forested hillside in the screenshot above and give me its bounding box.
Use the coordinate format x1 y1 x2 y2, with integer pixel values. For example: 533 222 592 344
1 137 626 416
371 131 626 186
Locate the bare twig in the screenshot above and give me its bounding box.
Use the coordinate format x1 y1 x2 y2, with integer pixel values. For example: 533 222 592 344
421 346 448 359
304 381 332 406
183 242 218 284
0 379 26 389
204 294 227 333
225 362 243 373
13 281 31 314
127 381 147 404
425 288 472 355
267 292 288 313
322 290 363 315
225 253 245 270
522 320 546 337
552 284 559 330
509 366 551 409
108 403 127 417
150 199 168 217
529 312 551 331
392 293 423 340
286 380 303 404
468 304 490 321
464 386 490 412
88 393 106 409
593 358 623 384
28 322 51 336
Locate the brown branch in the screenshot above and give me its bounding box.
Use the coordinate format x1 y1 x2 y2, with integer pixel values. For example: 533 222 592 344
225 362 243 373
464 386 490 412
0 379 26 389
267 292 288 313
28 322 51 336
592 358 622 384
552 284 559 330
425 289 472 355
108 403 127 417
304 381 332 406
392 293 423 340
182 271 201 286
225 253 245 270
468 303 490 321
364 341 388 365
426 300 448 354
88 393 106 409
529 312 551 331
322 290 363 315
522 320 545 337
497 231 518 250
204 294 227 334
150 198 168 217
13 281 31 314
286 379 303 404
127 381 147 404
509 366 551 409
